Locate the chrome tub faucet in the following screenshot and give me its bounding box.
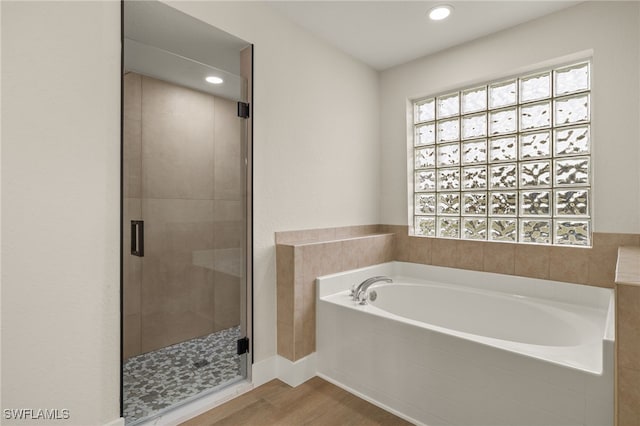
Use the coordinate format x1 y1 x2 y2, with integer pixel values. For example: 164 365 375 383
351 276 393 304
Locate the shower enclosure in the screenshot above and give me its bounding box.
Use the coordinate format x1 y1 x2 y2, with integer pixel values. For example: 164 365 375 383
121 2 252 424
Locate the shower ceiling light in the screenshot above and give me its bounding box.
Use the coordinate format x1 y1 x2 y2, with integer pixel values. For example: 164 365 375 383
428 5 453 21
205 76 223 84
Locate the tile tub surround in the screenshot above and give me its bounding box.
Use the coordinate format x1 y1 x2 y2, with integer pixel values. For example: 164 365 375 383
383 225 640 289
276 229 394 361
275 225 639 363
615 247 640 425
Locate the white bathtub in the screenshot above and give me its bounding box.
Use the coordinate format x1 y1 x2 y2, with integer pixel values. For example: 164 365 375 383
316 261 614 426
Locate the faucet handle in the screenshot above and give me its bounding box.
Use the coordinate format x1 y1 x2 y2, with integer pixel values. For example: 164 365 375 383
350 283 359 298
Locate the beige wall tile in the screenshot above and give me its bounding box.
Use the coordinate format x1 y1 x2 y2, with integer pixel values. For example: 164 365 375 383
142 198 214 260
317 228 338 242
393 230 411 261
431 238 457 268
301 298 316 357
276 245 295 327
123 73 141 199
618 366 640 426
380 234 396 264
293 294 305 360
351 224 383 237
589 233 640 288
301 242 344 282
123 313 141 360
123 72 141 121
355 236 381 268
618 284 640 371
276 225 383 245
399 236 432 265
340 239 360 271
123 198 142 316
381 225 432 265
213 271 241 332
274 231 293 245
588 245 618 288
275 229 321 245
213 200 243 222
514 244 550 279
302 279 316 359
272 226 640 365
339 235 388 269
483 242 515 275
214 96 243 201
141 75 215 200
140 199 215 347
213 220 243 249
123 116 141 198
549 246 590 284
123 256 141 316
192 266 216 323
379 224 403 242
277 320 294 361
142 199 213 313
616 247 640 285
127 74 250 356
287 236 394 360
299 241 349 358
456 240 484 271
141 310 214 354
334 226 355 239
588 250 618 288
296 229 322 244
594 232 640 247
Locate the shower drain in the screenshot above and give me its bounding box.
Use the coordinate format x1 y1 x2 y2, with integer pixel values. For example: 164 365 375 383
193 359 210 369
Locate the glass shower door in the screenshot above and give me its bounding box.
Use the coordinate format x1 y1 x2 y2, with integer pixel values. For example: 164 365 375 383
122 69 249 424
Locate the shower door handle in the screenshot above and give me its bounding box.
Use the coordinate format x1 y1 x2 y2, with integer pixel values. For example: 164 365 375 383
131 220 144 257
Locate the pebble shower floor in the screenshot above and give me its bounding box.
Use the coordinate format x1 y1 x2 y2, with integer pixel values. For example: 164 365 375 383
123 326 242 424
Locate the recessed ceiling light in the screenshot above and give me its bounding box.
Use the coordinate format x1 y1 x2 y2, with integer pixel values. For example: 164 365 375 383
205 76 223 84
428 5 453 21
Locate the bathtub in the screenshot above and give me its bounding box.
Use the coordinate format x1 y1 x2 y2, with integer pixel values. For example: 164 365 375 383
316 261 614 426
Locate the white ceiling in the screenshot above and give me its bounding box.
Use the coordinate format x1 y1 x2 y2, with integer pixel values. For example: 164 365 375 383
124 1 250 99
268 1 581 70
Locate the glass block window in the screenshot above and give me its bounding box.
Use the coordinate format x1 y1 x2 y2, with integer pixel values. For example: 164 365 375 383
411 61 591 246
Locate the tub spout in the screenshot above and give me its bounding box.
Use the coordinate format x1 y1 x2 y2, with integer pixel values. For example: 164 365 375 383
352 276 393 304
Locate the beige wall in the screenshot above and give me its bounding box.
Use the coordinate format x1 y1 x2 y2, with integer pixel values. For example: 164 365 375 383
1 1 121 425
8 1 637 425
123 73 242 358
380 1 640 234
166 1 382 363
1 0 380 424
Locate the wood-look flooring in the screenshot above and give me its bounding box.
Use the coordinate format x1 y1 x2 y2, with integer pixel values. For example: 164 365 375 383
181 377 413 426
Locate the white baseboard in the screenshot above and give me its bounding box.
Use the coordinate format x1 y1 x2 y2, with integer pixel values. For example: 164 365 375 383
276 353 317 387
251 353 317 388
251 356 278 387
103 418 125 426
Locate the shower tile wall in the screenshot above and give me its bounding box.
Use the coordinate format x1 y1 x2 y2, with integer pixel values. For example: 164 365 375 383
123 72 242 359
123 72 143 358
